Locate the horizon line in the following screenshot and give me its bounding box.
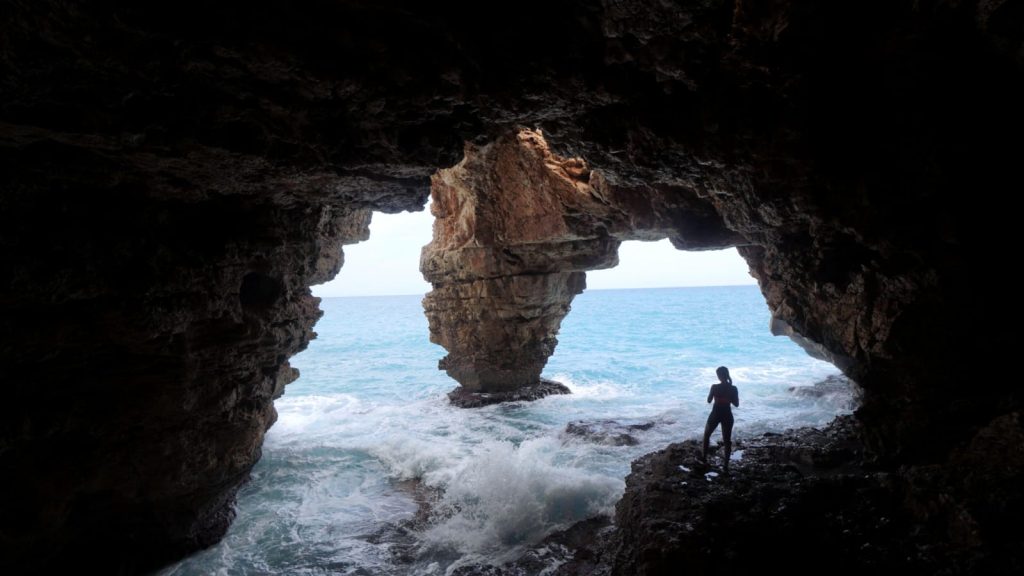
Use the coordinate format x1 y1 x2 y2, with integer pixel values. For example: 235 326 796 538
314 282 759 299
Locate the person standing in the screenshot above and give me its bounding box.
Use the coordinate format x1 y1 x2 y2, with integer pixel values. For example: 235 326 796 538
702 366 739 470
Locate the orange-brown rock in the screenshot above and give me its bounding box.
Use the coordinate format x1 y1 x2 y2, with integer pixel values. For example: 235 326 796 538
421 130 739 398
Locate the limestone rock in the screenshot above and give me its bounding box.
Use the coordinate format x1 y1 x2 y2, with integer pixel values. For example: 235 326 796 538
1 0 1021 572
421 129 736 397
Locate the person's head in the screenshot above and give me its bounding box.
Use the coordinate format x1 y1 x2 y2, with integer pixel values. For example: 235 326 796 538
716 366 731 385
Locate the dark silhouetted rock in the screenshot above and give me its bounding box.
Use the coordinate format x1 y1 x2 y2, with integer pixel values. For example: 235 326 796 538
1 0 1021 572
564 420 658 446
447 378 572 408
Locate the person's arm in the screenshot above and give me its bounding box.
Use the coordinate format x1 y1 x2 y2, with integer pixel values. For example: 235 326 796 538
707 386 714 404
732 386 739 407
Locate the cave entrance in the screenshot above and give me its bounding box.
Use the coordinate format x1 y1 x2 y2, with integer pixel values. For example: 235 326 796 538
168 213 853 576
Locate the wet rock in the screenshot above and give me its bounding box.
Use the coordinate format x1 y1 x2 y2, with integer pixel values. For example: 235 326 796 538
563 420 657 447
788 374 861 411
449 516 615 576
447 378 572 408
789 374 854 397
605 415 1023 576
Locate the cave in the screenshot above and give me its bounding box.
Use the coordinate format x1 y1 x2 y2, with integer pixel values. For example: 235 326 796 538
1 1 1021 574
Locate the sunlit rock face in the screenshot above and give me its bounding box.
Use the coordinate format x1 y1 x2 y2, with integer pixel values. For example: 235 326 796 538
421 129 738 398
1 0 1021 573
420 131 617 395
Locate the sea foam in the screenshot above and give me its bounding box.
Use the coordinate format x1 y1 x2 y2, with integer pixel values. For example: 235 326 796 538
417 437 621 569
162 287 853 576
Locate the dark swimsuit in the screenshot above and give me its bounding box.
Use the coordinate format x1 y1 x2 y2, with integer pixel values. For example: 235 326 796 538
706 383 738 442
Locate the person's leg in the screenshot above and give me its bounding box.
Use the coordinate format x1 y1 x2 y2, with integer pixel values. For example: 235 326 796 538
721 412 734 471
702 412 719 461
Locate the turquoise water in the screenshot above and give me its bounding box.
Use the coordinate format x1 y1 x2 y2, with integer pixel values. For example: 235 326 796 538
161 286 850 575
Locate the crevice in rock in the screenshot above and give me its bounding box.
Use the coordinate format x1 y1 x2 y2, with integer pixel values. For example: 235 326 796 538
239 272 283 311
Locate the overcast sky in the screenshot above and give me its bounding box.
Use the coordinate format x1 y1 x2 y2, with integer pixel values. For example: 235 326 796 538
312 207 756 298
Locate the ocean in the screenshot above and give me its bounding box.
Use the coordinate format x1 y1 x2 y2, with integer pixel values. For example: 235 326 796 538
160 285 852 575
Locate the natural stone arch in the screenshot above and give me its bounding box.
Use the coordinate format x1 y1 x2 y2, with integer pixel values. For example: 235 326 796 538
420 128 746 404
2 1 1021 573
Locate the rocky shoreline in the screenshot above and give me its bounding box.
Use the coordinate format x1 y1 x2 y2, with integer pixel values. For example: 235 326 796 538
448 409 1023 576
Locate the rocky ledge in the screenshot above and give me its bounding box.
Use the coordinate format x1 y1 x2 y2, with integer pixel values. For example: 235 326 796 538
447 378 572 408
610 413 1024 575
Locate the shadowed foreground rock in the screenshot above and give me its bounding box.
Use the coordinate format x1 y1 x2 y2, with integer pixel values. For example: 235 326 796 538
609 415 1024 576
451 414 1024 576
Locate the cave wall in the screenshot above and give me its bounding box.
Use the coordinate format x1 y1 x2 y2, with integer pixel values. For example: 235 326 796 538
1 0 1021 572
0 159 376 569
1 2 438 570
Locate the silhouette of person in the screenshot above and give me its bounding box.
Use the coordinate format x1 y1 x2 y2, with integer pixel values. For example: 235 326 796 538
702 366 739 470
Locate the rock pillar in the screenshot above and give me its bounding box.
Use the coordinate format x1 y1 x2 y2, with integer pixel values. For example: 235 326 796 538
421 130 621 403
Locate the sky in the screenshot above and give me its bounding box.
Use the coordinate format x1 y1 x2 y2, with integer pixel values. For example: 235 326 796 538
311 207 756 298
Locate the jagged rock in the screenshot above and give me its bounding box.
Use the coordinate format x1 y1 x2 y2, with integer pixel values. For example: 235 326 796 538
1 1 1022 572
421 129 737 397
449 516 615 576
607 415 1023 576
564 420 658 447
0 196 374 572
454 414 1022 576
772 316 854 371
420 130 613 395
788 374 861 410
447 378 572 408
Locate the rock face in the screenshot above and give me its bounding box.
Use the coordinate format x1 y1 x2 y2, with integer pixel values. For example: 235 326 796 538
421 129 739 396
0 186 376 571
1 0 1022 573
420 130 604 395
458 414 1022 575
609 414 1024 576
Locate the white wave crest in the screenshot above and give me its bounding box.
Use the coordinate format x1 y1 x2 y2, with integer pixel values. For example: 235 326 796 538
417 437 622 571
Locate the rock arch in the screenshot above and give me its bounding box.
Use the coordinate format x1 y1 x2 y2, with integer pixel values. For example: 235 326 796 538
1 1 1021 572
421 129 743 404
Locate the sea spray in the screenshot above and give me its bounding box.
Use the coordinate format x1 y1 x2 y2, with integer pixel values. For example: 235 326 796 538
161 287 854 575
416 438 621 569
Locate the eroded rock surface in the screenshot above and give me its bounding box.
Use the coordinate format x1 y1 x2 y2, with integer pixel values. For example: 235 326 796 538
608 414 1024 576
1 0 1021 572
421 129 737 397
0 193 375 570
